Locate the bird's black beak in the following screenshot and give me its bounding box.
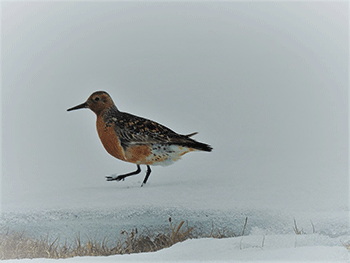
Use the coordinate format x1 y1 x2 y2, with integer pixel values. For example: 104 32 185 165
67 102 88 112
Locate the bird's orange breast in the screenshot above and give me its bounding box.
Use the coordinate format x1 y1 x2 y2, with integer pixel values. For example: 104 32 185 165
96 116 126 161
96 116 154 165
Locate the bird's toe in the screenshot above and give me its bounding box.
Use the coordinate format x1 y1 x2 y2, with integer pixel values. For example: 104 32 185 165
106 175 126 182
106 176 117 181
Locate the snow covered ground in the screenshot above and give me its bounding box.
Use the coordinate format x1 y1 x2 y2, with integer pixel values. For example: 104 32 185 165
2 235 349 262
1 149 349 262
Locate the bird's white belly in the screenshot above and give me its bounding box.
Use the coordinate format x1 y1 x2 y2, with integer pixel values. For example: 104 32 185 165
145 144 196 166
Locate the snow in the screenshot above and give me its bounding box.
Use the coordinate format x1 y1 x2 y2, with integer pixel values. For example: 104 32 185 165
2 235 349 262
1 149 349 262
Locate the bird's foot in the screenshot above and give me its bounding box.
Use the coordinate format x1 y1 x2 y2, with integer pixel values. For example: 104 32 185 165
106 175 125 182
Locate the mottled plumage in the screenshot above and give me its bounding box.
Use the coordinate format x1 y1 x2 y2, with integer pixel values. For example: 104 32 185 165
67 91 212 186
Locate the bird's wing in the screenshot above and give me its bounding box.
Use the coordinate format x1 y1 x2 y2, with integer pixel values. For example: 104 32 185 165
112 112 182 147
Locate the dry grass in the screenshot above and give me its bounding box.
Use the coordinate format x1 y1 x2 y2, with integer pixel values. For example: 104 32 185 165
2 217 348 259
343 242 350 251
293 218 304 235
0 217 240 260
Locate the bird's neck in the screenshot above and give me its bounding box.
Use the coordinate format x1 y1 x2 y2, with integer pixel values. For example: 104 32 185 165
95 104 119 117
98 105 120 122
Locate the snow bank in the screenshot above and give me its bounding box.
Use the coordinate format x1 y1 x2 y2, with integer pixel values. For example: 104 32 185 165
2 234 349 262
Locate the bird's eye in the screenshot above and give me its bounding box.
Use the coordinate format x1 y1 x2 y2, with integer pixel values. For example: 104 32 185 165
94 97 100 102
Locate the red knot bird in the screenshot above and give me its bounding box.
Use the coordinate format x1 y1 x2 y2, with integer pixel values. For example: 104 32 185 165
67 91 212 186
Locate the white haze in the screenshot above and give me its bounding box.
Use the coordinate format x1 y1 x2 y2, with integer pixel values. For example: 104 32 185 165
1 2 349 261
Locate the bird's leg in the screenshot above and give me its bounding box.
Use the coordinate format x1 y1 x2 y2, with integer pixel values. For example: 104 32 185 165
106 165 141 182
141 165 152 187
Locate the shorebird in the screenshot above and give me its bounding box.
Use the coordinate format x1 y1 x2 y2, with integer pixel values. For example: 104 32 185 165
67 91 212 186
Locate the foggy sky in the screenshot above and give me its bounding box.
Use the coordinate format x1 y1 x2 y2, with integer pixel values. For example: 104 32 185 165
1 2 348 211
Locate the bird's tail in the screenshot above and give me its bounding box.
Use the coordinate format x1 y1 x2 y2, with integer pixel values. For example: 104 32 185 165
190 141 213 152
181 132 212 152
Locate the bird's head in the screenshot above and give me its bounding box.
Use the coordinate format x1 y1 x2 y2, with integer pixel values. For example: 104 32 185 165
67 91 116 115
